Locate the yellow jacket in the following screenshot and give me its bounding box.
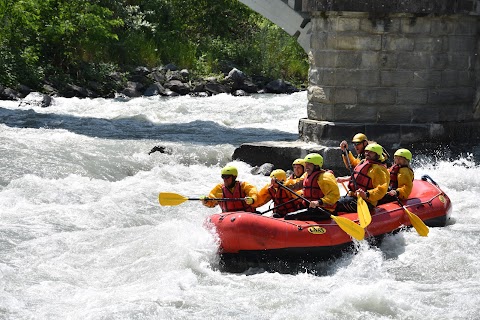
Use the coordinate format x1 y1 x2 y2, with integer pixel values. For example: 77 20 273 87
394 167 414 200
342 151 362 169
306 171 340 211
363 164 390 206
204 181 258 208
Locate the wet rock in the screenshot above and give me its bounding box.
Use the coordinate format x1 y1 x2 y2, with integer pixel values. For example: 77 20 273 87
165 80 190 95
19 92 52 108
144 82 168 96
265 79 299 94
251 163 275 176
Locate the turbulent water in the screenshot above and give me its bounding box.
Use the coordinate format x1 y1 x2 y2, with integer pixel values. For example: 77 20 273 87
1 92 479 319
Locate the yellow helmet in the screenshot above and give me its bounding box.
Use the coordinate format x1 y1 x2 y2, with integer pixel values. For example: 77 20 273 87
221 166 238 177
304 153 323 167
365 143 384 158
292 158 305 167
270 169 287 182
394 148 412 161
352 133 368 143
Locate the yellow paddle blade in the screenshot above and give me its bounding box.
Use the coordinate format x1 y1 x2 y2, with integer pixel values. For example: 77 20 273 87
331 215 365 241
158 192 189 206
404 206 429 237
357 196 372 228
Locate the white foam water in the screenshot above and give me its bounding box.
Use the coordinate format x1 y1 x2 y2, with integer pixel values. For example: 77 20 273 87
0 93 479 319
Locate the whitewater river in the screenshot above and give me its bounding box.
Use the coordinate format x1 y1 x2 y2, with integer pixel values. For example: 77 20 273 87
0 92 479 319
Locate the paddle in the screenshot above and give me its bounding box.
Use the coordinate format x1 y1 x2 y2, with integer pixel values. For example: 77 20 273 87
260 198 299 215
343 149 371 228
158 192 246 206
396 197 429 237
274 179 365 241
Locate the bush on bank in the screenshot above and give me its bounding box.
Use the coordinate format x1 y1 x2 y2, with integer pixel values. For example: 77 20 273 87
0 0 308 98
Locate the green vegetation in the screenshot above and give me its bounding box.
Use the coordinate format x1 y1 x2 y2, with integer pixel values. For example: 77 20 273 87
0 0 308 90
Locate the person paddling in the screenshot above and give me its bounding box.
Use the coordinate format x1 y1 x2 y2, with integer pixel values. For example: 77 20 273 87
254 169 299 218
200 165 257 213
340 133 390 169
336 143 390 214
340 133 369 169
284 153 340 220
378 148 414 205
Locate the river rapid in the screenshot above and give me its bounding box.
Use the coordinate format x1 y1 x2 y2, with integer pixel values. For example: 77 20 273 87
0 92 479 319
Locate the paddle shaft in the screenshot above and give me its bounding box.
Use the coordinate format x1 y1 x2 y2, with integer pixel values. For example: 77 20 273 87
396 196 429 236
191 197 247 201
260 197 299 214
343 149 359 190
274 179 310 204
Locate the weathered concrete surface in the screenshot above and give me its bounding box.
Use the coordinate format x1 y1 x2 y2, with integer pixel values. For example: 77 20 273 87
302 0 480 15
298 119 480 146
307 12 478 124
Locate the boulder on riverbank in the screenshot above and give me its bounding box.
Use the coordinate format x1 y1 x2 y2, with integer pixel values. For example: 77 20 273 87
0 65 302 102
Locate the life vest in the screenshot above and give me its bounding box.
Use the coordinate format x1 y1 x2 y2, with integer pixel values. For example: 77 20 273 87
302 169 336 210
348 159 384 192
220 181 255 213
388 164 414 190
267 185 298 216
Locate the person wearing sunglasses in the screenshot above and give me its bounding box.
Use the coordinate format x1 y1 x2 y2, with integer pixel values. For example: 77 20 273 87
340 133 369 170
200 165 258 213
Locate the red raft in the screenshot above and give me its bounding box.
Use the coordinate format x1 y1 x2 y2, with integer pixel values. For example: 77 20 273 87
206 175 452 272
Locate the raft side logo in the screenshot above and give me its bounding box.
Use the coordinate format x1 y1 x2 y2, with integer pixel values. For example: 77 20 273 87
439 195 446 203
308 226 326 235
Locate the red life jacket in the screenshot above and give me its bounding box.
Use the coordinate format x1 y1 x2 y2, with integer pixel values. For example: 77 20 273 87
388 164 414 189
267 185 298 216
302 169 337 210
220 181 255 213
303 170 324 202
348 160 384 191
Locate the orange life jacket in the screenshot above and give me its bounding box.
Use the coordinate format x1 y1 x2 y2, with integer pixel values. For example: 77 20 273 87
388 164 414 190
220 181 255 213
348 160 384 192
267 185 298 216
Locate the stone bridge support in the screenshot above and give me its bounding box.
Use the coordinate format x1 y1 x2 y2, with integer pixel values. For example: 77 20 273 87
238 0 480 151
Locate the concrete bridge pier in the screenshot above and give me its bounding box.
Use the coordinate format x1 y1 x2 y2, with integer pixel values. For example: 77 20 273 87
234 1 480 173
301 10 480 150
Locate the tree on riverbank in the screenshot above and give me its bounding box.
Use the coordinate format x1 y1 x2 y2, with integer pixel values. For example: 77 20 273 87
0 0 307 93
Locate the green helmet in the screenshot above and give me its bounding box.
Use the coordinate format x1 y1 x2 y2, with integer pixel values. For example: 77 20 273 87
270 169 287 182
304 153 323 167
394 148 412 161
365 143 383 157
221 166 238 176
292 158 305 167
352 133 368 143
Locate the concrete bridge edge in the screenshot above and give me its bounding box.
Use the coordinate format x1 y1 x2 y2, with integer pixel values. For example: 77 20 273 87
238 0 311 52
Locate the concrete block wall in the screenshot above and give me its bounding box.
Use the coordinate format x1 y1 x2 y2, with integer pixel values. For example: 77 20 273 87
307 12 478 124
